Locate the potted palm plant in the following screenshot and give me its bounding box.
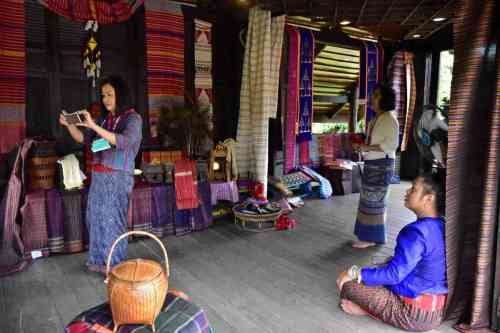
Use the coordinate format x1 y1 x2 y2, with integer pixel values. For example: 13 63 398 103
157 100 212 159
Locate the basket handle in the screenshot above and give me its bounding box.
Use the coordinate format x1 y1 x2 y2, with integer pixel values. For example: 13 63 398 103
105 231 170 279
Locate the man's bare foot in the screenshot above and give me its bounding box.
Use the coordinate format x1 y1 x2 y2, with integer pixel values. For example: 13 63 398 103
351 240 376 249
340 299 369 316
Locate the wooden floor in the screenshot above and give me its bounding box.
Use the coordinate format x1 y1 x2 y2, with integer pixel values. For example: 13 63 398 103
1 182 457 333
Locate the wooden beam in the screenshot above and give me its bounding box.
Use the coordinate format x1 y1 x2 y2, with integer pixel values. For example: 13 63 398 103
377 0 396 27
423 19 452 39
400 0 427 25
356 0 368 26
281 0 288 15
404 0 455 39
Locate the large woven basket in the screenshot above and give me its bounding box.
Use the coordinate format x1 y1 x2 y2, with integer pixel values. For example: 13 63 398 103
232 203 282 232
106 231 169 333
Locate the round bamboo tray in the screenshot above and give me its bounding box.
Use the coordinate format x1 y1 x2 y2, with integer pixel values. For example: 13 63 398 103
106 231 169 333
232 204 282 232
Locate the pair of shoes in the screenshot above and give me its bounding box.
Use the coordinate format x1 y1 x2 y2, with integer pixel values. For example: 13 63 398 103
276 214 297 230
351 241 376 249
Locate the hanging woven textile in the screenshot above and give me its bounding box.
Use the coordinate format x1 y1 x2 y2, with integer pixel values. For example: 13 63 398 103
0 0 26 154
297 29 314 143
387 51 416 151
194 19 213 122
144 1 185 138
37 0 144 24
284 26 300 173
236 7 285 197
364 41 379 127
82 20 101 87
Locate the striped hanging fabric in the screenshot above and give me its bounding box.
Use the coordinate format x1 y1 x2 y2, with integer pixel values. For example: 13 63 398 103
445 0 500 331
144 1 185 138
387 50 416 151
401 52 416 151
236 7 285 197
0 0 26 154
37 0 144 24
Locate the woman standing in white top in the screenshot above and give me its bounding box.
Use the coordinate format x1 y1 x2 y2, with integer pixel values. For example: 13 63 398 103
351 83 399 249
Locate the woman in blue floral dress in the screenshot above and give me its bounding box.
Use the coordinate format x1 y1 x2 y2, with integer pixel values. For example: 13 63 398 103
60 75 142 273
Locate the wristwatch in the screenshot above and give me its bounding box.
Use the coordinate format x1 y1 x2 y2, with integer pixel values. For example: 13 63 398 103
347 265 362 283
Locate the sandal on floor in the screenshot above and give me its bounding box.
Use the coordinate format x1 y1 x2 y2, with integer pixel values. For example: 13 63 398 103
86 264 107 275
351 241 376 249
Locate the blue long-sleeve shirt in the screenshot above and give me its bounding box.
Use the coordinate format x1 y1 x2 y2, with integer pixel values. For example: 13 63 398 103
84 109 142 174
361 217 448 298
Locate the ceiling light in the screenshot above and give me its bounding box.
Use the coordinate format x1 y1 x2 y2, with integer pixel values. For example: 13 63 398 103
412 34 421 38
340 20 351 26
432 17 446 22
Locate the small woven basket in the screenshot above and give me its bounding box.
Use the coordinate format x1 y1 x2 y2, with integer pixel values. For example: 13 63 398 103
106 231 169 333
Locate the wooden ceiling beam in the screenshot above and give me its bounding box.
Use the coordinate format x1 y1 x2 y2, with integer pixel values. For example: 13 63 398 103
400 0 427 25
377 0 396 27
355 0 368 26
280 0 288 15
404 0 455 39
423 19 452 39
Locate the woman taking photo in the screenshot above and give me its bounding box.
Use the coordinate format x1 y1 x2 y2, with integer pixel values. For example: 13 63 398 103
59 75 142 273
352 83 399 248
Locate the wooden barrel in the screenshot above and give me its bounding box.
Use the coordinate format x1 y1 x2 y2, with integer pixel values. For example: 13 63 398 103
106 231 169 333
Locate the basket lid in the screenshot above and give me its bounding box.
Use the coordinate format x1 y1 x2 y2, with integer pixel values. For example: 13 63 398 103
111 259 164 282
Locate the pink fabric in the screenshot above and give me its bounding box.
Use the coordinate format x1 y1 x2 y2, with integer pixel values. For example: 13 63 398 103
285 26 300 172
20 190 49 259
174 160 199 210
210 181 239 205
0 139 34 276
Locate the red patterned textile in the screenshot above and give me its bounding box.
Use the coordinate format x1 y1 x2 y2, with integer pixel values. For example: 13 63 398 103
37 0 144 24
0 0 26 154
299 141 310 166
401 293 447 312
145 1 185 137
174 159 199 210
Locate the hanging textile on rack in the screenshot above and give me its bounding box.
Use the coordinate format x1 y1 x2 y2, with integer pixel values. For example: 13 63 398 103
194 19 213 124
297 29 314 143
377 42 385 83
37 0 144 24
364 41 379 126
144 1 185 138
284 25 300 173
0 0 26 154
387 51 416 151
236 7 285 197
